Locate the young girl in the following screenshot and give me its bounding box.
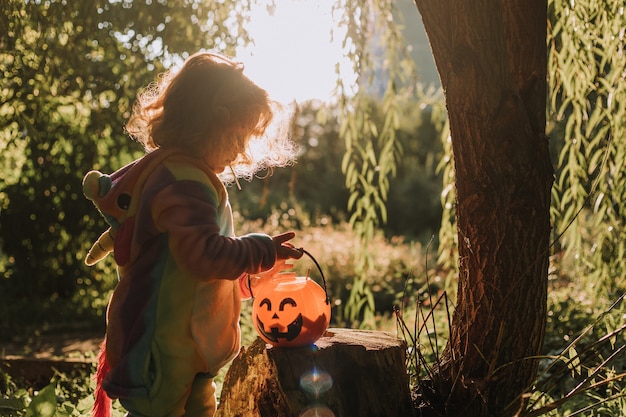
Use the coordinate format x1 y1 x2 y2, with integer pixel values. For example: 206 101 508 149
84 52 303 417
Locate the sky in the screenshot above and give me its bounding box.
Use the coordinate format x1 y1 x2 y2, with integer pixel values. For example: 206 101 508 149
236 1 353 103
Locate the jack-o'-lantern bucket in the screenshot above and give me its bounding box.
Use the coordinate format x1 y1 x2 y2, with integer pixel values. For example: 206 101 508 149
252 250 331 348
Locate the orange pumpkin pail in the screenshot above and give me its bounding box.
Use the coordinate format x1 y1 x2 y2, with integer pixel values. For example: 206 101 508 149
252 250 331 348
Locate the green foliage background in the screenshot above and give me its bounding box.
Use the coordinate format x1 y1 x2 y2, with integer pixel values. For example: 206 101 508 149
1 0 625 415
1 0 624 336
0 0 444 338
0 0 255 337
548 0 626 297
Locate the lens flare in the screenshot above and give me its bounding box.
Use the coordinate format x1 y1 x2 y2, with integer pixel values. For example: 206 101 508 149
299 405 335 417
299 368 333 397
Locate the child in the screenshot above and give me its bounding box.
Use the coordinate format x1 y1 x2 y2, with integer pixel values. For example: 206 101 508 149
84 52 303 417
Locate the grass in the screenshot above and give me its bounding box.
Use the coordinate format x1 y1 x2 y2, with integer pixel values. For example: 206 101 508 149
393 254 626 417
1 219 625 416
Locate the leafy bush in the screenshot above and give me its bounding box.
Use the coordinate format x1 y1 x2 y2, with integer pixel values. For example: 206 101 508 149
0 90 445 342
2 222 625 417
229 99 444 242
235 212 432 327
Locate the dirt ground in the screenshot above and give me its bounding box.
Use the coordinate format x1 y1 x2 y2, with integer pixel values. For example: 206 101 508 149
1 332 104 388
0 332 103 360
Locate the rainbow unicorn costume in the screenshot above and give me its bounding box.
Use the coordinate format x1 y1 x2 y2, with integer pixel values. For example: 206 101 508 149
83 148 277 417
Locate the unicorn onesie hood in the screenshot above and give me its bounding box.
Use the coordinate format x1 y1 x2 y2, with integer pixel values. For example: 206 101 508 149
84 148 276 417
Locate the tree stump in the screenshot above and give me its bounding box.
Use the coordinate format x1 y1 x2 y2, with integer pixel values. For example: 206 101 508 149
216 328 413 417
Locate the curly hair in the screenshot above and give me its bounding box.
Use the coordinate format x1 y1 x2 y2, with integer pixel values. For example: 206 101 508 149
125 52 297 182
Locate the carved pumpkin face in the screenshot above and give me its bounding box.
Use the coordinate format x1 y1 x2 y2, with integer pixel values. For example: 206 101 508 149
253 276 331 348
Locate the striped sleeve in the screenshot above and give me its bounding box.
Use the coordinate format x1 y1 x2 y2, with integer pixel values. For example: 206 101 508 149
151 179 276 280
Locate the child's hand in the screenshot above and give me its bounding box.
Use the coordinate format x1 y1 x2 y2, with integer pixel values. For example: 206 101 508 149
248 259 296 297
272 232 303 260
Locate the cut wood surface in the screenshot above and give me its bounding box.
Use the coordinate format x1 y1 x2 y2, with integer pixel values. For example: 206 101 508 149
217 328 413 417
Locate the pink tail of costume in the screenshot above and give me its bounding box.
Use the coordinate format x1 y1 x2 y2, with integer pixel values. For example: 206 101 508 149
93 342 112 417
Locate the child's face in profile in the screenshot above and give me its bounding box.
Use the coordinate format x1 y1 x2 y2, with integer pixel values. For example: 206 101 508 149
206 145 241 174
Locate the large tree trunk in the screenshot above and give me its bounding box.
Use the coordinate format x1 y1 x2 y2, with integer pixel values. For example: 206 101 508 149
411 1 552 416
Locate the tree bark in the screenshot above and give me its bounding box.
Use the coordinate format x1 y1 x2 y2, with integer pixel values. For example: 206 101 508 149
216 328 413 417
411 1 552 416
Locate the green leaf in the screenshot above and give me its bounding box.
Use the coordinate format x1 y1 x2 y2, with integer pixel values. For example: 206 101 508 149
26 383 57 417
0 396 27 412
567 347 582 377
